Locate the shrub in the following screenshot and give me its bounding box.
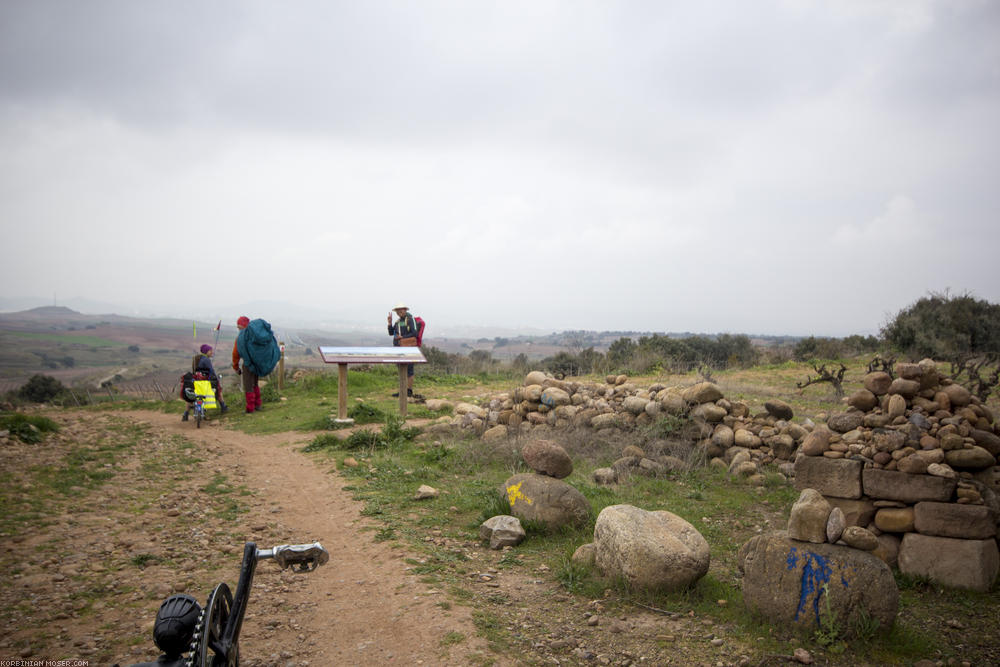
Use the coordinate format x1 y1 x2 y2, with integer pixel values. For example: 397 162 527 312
348 402 388 424
882 290 1000 362
17 374 66 403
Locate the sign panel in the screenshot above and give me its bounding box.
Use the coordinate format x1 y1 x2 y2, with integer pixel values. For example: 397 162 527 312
318 346 427 364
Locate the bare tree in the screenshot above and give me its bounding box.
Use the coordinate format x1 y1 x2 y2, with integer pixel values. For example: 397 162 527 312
867 355 896 378
797 363 848 397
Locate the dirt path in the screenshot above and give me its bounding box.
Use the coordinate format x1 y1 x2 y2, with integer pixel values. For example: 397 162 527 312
124 410 498 666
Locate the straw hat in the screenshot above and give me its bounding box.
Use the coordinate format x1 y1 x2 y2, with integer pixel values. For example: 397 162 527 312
392 302 409 311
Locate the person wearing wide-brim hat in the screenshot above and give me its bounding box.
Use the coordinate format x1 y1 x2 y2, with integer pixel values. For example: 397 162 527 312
387 302 418 397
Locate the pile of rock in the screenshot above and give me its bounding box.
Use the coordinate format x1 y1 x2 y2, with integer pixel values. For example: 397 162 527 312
446 370 810 456
739 488 899 634
794 360 999 591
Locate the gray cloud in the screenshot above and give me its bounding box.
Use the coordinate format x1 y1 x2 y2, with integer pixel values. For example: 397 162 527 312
1 0 998 337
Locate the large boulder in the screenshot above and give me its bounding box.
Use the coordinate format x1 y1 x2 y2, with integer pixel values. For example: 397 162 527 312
521 439 573 479
593 504 710 592
502 473 591 530
739 531 898 635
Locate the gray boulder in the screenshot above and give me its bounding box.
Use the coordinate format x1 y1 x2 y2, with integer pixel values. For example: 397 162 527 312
739 531 898 635
479 515 526 550
594 504 710 592
502 473 591 530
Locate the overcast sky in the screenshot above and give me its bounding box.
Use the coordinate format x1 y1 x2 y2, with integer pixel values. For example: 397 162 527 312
1 0 998 337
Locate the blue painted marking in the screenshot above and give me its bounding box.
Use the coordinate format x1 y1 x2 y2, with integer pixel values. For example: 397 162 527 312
786 548 840 625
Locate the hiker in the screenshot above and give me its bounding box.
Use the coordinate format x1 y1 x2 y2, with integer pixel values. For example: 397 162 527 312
387 302 420 397
232 316 262 413
190 344 227 414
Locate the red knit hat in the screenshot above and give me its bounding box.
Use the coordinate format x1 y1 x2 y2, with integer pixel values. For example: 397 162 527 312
237 316 250 328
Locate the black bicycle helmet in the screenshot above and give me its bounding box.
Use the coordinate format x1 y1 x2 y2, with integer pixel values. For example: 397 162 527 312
152 593 202 656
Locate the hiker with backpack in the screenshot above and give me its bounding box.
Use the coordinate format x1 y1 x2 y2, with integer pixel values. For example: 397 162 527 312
386 302 424 398
231 316 280 414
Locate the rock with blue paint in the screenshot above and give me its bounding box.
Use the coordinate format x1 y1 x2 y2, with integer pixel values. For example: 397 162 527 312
738 531 898 634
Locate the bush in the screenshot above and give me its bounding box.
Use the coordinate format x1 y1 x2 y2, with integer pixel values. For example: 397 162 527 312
304 415 420 452
347 402 388 424
17 374 66 403
882 291 1000 362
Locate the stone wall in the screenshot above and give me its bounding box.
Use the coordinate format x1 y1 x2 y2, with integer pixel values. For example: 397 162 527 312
792 360 999 591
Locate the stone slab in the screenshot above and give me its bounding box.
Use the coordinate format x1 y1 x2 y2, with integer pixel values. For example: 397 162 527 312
794 456 863 499
862 468 956 503
898 533 999 592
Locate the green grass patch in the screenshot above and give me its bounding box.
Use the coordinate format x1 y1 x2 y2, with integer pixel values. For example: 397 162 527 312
0 412 60 443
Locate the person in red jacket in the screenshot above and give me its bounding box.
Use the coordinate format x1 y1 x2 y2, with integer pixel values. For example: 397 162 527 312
232 316 262 413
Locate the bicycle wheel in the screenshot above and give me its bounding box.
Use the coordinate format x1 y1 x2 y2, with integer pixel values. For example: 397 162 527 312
192 582 236 667
195 408 202 428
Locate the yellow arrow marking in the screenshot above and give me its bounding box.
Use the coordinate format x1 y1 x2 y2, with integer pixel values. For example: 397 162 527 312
506 481 533 507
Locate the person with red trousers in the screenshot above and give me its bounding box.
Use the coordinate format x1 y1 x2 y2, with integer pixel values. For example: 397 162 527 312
231 316 262 413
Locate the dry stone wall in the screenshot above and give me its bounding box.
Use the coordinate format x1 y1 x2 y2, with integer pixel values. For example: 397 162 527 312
792 359 1000 591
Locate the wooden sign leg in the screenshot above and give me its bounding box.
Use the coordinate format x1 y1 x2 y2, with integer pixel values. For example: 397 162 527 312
338 363 349 421
398 363 408 418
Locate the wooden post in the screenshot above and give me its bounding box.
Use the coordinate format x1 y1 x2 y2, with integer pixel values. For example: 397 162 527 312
337 363 348 421
278 341 285 390
398 363 408 418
